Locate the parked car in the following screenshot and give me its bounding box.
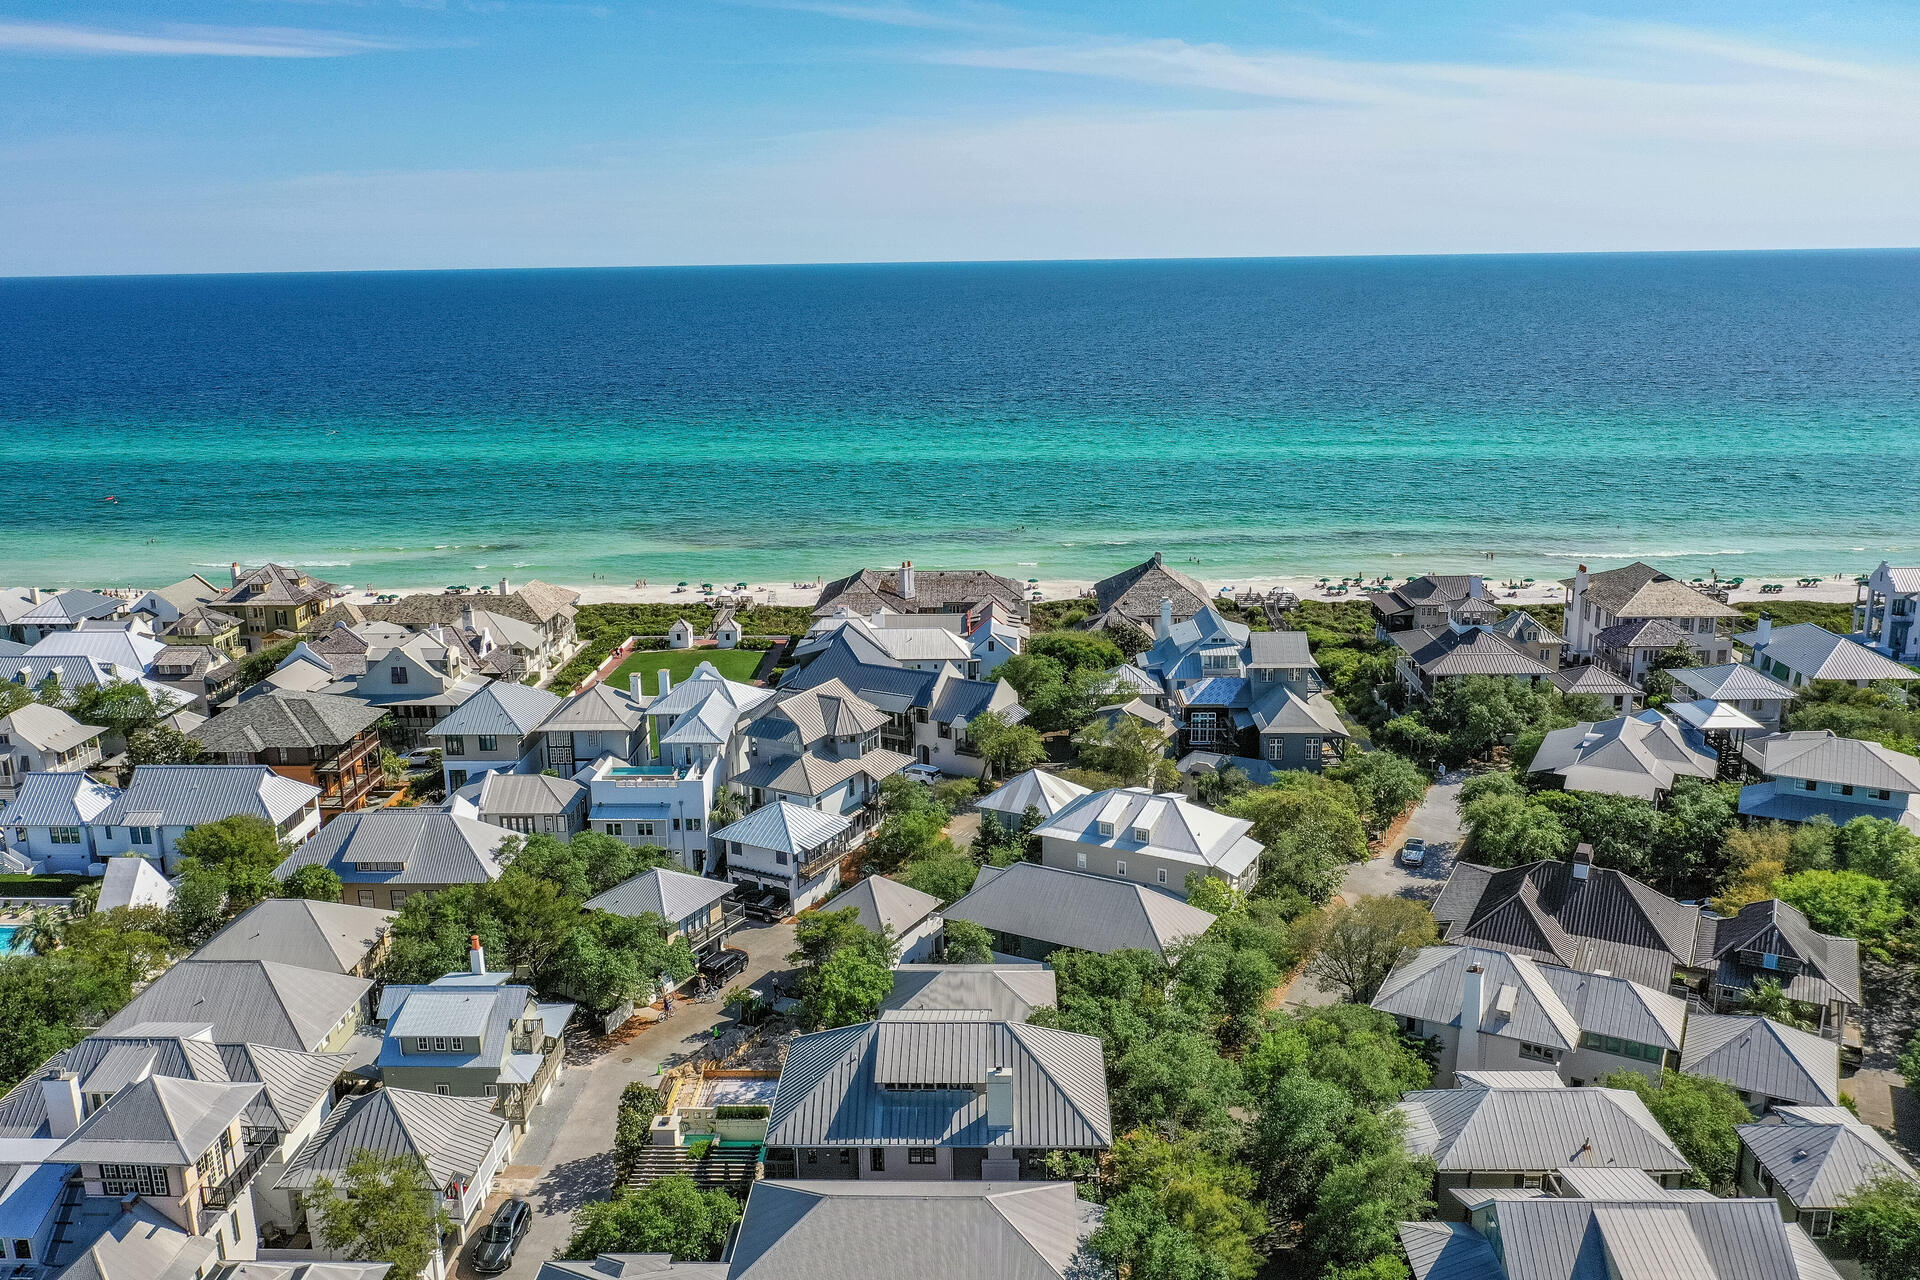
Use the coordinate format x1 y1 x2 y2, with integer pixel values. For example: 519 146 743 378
470 1198 532 1275
401 747 440 769
700 946 750 986
901 763 943 785
1398 838 1427 868
737 885 788 922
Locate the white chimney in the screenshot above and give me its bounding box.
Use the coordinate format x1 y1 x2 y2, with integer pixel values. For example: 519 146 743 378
1157 597 1173 642
1574 564 1589 595
27 587 43 604
1457 963 1488 1075
42 1072 82 1139
469 934 486 975
900 560 915 601
657 669 671 696
1468 575 1484 600
630 673 647 704
985 1066 1014 1129
1756 614 1772 646
231 561 242 587
499 577 510 597
1572 843 1593 880
461 603 476 633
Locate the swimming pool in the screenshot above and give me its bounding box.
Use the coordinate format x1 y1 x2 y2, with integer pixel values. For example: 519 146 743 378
0 927 24 954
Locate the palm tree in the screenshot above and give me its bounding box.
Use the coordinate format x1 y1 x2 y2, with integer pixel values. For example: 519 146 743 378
1737 977 1817 1031
378 749 410 786
21 909 62 956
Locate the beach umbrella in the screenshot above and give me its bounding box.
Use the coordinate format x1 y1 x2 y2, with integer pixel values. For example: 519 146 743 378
701 582 713 588
1028 578 1039 584
677 581 689 587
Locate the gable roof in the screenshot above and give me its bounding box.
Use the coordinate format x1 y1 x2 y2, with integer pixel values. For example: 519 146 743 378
467 769 587 817
1668 663 1798 703
536 680 646 733
1490 610 1565 646
26 625 167 674
278 1087 508 1191
1547 664 1642 699
767 1018 1110 1151
1092 553 1211 625
585 868 735 923
1570 562 1743 620
1034 786 1263 878
975 769 1092 821
944 862 1215 957
0 769 120 827
15 589 124 626
99 763 320 828
711 801 852 855
196 899 394 974
1397 1077 1689 1175
1527 712 1718 800
833 876 942 938
1373 946 1580 1050
57 1201 217 1280
1736 622 1920 682
1249 684 1349 737
881 965 1057 1024
1391 627 1555 680
1737 1107 1918 1209
814 566 1025 619
275 809 509 887
1740 730 1920 793
102 960 371 1052
727 1181 1099 1280
429 680 562 739
1680 1014 1840 1106
191 690 383 754
54 1074 260 1166
98 856 176 912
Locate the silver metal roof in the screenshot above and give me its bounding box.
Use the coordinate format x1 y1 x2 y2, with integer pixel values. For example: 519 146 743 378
1397 1077 1689 1175
0 702 104 753
54 1075 260 1166
944 862 1215 957
429 680 562 739
1668 663 1798 702
102 960 371 1052
99 763 319 828
974 768 1091 820
1679 1014 1840 1106
278 1087 507 1191
881 966 1057 1024
1740 730 1920 792
195 899 393 975
0 770 121 827
1737 1106 1918 1209
834 875 941 937
275 809 509 886
585 867 735 924
712 800 852 855
1736 622 1920 683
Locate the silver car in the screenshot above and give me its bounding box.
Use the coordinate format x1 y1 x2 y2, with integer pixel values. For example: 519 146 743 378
1398 838 1427 867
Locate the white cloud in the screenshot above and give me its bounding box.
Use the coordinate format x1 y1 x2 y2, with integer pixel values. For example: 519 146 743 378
0 21 402 57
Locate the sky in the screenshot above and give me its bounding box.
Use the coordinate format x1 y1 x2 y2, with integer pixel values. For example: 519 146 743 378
3 2 1919 274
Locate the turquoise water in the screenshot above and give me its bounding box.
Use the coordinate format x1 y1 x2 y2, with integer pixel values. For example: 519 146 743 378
0 928 21 954
2 252 1917 589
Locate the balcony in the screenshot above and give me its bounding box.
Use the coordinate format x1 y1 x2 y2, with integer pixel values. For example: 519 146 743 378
682 903 746 951
201 1136 278 1212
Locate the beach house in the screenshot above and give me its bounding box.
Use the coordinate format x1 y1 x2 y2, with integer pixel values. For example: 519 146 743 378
1738 1106 1919 1248
1736 617 1920 689
813 561 1028 621
1389 619 1555 700
5 588 127 644
126 573 221 624
1738 729 1920 833
942 861 1216 960
1854 561 1920 663
1 771 123 871
451 769 589 836
191 689 386 820
0 703 105 803
102 958 370 1053
533 676 648 772
1561 562 1741 663
212 563 339 651
1032 785 1263 897
736 679 914 828
273 808 511 909
85 764 322 873
314 578 580 682
1525 711 1718 801
427 681 562 791
1088 552 1210 633
274 623 492 746
584 866 743 963
1666 662 1799 733
832 875 944 962
712 801 854 914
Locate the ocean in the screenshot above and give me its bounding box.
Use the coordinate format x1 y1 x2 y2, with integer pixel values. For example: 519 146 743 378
3 251 1917 591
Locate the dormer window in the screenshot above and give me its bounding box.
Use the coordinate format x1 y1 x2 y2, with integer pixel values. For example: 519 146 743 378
1096 821 1114 837
1130 826 1150 843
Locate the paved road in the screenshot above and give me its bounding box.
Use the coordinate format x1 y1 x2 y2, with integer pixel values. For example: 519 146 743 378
462 915 798 1279
1281 776 1466 1010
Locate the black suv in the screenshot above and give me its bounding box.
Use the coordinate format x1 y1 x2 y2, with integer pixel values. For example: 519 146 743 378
738 886 788 922
700 946 750 986
471 1197 531 1274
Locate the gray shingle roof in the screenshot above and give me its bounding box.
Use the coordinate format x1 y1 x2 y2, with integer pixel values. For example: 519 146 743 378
195 899 394 975
944 862 1215 957
1092 553 1211 625
1737 1106 1918 1209
1570 562 1743 620
101 960 370 1052
1680 1014 1840 1106
585 868 735 924
834 876 941 938
99 763 319 828
278 1087 508 1191
191 691 383 754
429 681 562 739
881 965 1057 1023
1736 622 1920 682
727 1181 1100 1280
1391 627 1554 680
275 809 509 887
1548 665 1642 698
54 1074 260 1165
768 1018 1110 1151
1397 1077 1689 1176
712 801 852 855
214 563 337 608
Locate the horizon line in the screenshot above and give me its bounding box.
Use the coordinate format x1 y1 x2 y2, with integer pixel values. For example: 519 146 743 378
5 243 1919 283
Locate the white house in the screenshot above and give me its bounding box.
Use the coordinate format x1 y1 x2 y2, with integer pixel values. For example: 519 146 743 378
975 768 1092 832
735 679 913 833
581 752 721 872
1736 617 1920 690
713 607 744 650
427 681 562 792
92 764 323 873
1667 663 1799 734
713 800 853 914
1854 561 1920 664
26 619 168 676
667 619 696 650
1562 562 1741 662
1 771 123 872
1033 785 1263 897
0 703 106 802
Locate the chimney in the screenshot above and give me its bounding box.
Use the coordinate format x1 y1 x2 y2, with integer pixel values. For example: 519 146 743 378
499 577 510 597
461 603 476 633
42 1072 83 1139
630 673 647 704
27 587 42 605
1574 564 1589 596
900 560 915 601
1755 614 1772 646
985 1066 1014 1129
469 935 486 975
231 561 242 587
1572 842 1593 880
1468 575 1484 600
1457 963 1488 1075
1157 597 1173 642
657 669 671 696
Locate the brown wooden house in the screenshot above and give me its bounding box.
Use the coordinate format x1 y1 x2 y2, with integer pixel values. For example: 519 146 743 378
192 689 386 819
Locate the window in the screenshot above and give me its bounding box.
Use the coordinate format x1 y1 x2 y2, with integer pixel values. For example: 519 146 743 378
1075 851 1086 869
390 666 409 684
1203 653 1235 671
435 1083 450 1096
1802 779 1818 792
130 826 154 846
100 1165 169 1197
12 1239 29 1260
477 735 498 752
1805 1210 1833 1239
908 1147 936 1165
1265 738 1284 761
1304 737 1321 756
871 1149 886 1171
776 849 789 865
687 817 701 832
1517 1042 1556 1063
389 890 408 908
1129 826 1150 842
1096 820 1114 837
605 823 623 837
1115 860 1126 876
937 722 951 739
1521 1173 1543 1190
1872 788 1894 800
634 821 656 838
502 816 534 833
416 1038 432 1051
50 826 81 845
434 1037 448 1051
483 1084 497 1097
1258 668 1275 682
1157 868 1168 885
445 736 465 754
357 890 376 907
1841 784 1856 797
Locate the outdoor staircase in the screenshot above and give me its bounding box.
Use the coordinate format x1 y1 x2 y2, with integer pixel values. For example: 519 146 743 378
622 1144 760 1192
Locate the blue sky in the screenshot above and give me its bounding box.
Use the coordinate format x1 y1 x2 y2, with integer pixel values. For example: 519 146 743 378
3 1 1918 273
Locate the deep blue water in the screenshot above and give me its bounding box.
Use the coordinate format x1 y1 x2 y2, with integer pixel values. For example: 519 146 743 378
2 251 1917 589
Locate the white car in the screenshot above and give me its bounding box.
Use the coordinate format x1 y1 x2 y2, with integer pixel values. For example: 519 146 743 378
401 748 440 769
900 763 944 785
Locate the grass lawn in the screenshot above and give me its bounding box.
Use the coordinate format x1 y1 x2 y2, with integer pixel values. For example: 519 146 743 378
609 647 764 696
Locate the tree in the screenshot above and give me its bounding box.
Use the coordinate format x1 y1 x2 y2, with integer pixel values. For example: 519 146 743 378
169 858 234 947
124 722 202 767
1304 1144 1435 1273
612 1082 663 1171
547 911 694 1013
1735 977 1815 1030
1773 869 1905 953
1835 1170 1920 1280
1902 1028 1920 1092
790 907 896 1029
1030 630 1125 673
1458 773 1571 867
503 830 671 900
1787 815 1839 872
175 813 286 880
941 919 994 964
20 911 60 957
305 1148 453 1279
1603 1069 1751 1190
1713 823 1791 915
1651 777 1739 891
1111 1030 1244 1135
1425 675 1566 766
1075 714 1175 789
1834 816 1920 896
1193 764 1252 808
1295 895 1438 1002
1536 790 1660 879
65 680 178 748
863 786 951 873
998 654 1125 733
1327 750 1428 834
282 864 345 902
1227 774 1368 904
1183 871 1246 919
486 868 586 978
560 1175 740 1262
962 709 1044 780
1091 1133 1267 1280
1106 620 1153 659
898 844 978 904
